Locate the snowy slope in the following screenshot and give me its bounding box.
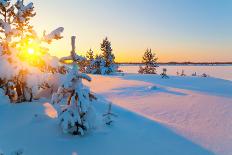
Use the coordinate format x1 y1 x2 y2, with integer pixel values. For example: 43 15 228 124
86 74 232 155
1 73 231 155
0 97 212 155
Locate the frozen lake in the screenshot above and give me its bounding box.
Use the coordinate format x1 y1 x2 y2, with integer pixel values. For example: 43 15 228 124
119 64 232 81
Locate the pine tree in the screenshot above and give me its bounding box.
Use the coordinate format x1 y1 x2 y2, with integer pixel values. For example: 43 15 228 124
103 102 117 125
14 0 36 38
0 0 64 102
0 0 14 25
85 49 95 73
138 48 158 74
100 37 117 74
192 72 197 76
160 68 169 79
53 36 97 135
180 70 186 76
86 48 94 61
201 73 208 77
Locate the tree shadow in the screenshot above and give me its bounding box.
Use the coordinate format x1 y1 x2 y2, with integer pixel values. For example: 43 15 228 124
111 85 187 97
88 97 215 155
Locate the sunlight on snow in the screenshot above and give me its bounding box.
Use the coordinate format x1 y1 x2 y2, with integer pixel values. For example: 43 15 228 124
43 102 57 118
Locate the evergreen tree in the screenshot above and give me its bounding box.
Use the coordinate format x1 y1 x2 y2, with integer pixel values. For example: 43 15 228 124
53 36 97 135
160 68 169 79
86 54 105 74
138 48 158 74
94 54 106 74
0 0 64 102
77 58 88 73
103 102 117 125
14 0 36 38
100 37 117 74
192 72 197 76
180 70 186 76
86 48 94 61
0 0 14 24
85 48 94 73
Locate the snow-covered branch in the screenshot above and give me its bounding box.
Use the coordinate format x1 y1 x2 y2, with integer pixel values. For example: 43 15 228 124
43 27 64 44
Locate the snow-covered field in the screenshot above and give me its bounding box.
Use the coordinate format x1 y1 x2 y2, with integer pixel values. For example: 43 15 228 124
1 65 232 155
119 64 232 81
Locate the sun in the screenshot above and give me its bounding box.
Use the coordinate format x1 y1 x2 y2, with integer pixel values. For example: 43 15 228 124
28 48 35 55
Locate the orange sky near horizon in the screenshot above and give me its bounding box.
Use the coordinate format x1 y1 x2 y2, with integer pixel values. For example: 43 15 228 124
30 0 232 63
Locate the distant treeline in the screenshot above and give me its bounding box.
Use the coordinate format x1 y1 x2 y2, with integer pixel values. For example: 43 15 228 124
117 62 232 65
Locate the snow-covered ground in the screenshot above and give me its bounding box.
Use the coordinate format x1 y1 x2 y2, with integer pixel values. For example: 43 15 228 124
1 67 232 155
86 73 232 155
119 64 232 81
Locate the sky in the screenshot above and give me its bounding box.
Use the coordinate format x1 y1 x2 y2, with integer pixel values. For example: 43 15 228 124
30 0 232 62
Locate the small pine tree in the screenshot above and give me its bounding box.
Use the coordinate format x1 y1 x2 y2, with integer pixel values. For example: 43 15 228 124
160 68 169 79
86 54 106 74
201 73 208 77
53 36 97 135
100 37 117 74
103 102 117 125
192 72 197 76
85 48 95 73
94 54 106 74
180 70 186 76
86 48 94 61
138 48 158 74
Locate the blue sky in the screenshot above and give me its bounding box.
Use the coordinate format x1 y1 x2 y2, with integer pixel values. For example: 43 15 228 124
31 0 232 62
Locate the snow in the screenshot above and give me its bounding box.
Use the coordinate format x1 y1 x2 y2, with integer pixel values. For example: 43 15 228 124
43 27 64 43
43 102 57 118
0 98 213 155
0 66 231 155
0 19 11 34
85 73 232 155
120 64 232 81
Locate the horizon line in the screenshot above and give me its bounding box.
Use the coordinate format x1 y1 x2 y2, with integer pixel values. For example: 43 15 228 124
116 62 232 64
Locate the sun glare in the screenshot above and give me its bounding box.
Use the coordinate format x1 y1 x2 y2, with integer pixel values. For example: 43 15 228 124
28 48 35 55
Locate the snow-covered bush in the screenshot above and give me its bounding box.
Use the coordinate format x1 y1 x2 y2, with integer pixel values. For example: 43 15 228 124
52 36 97 135
0 0 64 102
138 48 158 74
201 73 209 77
